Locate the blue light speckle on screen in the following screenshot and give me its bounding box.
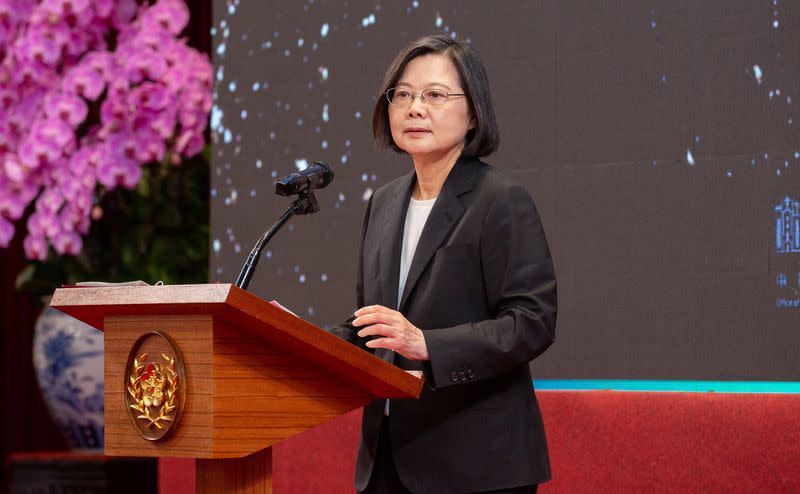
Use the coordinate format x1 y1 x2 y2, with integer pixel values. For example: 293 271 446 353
686 149 695 166
360 13 377 27
210 105 222 130
753 64 763 84
295 159 309 171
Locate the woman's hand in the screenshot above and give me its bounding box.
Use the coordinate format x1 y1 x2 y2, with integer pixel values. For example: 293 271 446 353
353 305 430 361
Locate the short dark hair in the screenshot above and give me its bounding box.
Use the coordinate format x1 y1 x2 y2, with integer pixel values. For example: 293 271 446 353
372 34 499 158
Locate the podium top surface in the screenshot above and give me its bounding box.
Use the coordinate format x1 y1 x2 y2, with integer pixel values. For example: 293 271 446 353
51 283 422 399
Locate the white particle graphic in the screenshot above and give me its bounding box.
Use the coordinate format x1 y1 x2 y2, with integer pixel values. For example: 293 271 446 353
753 64 763 85
362 187 373 202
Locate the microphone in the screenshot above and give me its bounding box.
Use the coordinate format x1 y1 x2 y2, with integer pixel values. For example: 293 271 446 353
235 162 334 290
275 161 333 196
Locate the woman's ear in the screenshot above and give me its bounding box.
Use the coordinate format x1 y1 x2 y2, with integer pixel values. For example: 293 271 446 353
469 116 477 130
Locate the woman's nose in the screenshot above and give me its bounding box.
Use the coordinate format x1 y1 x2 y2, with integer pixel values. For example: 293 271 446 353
407 95 426 116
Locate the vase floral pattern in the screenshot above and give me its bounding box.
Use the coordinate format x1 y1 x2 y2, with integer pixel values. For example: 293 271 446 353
32 306 104 451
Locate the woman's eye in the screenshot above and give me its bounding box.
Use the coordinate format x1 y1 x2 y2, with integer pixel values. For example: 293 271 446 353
396 89 412 99
426 90 447 100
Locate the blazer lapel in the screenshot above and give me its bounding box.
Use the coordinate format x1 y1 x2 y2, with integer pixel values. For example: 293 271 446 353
374 172 414 363
397 157 479 312
378 172 415 311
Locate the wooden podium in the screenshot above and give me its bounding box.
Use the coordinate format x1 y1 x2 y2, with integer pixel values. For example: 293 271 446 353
50 283 422 493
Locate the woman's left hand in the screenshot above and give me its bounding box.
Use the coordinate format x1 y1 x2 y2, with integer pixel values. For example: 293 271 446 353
353 305 430 361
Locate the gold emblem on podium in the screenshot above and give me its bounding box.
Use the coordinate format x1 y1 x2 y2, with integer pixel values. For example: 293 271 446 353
124 331 186 441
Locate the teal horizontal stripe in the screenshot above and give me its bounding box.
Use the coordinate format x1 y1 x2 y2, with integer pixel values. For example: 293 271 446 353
533 379 800 394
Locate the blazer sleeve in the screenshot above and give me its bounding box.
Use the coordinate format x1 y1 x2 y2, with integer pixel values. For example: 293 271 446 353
326 194 372 350
423 184 557 389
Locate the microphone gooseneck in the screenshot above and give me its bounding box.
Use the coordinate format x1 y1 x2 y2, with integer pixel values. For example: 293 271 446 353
235 162 331 291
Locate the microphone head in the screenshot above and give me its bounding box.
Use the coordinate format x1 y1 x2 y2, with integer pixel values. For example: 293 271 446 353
308 161 334 189
274 161 334 196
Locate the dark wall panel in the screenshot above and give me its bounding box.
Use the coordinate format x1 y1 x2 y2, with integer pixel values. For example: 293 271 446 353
211 0 800 381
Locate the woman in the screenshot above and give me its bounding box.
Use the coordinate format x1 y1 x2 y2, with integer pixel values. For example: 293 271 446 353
330 34 557 494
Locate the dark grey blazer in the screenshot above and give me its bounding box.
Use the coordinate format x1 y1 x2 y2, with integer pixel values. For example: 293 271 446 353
330 155 557 494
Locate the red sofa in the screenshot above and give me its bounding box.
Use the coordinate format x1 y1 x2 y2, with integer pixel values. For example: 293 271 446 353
160 391 800 493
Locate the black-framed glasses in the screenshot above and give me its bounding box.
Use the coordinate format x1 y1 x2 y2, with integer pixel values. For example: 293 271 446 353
385 87 467 107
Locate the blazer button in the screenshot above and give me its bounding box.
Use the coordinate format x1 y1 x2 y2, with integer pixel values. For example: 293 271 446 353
466 370 474 380
458 371 467 381
449 371 459 382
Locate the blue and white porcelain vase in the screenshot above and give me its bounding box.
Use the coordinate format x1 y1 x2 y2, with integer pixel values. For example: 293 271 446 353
32 302 104 451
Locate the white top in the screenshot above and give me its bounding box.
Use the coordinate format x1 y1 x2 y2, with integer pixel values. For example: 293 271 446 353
387 195 436 416
397 196 437 308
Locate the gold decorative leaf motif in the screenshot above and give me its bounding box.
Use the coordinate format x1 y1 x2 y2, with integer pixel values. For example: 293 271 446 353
126 351 180 432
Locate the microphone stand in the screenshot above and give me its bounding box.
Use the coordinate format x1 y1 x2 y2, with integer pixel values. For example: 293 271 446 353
234 189 320 290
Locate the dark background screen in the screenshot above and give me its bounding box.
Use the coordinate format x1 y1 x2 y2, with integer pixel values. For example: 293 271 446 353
210 1 800 381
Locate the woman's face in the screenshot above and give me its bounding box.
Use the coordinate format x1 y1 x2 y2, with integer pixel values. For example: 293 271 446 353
388 53 474 162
